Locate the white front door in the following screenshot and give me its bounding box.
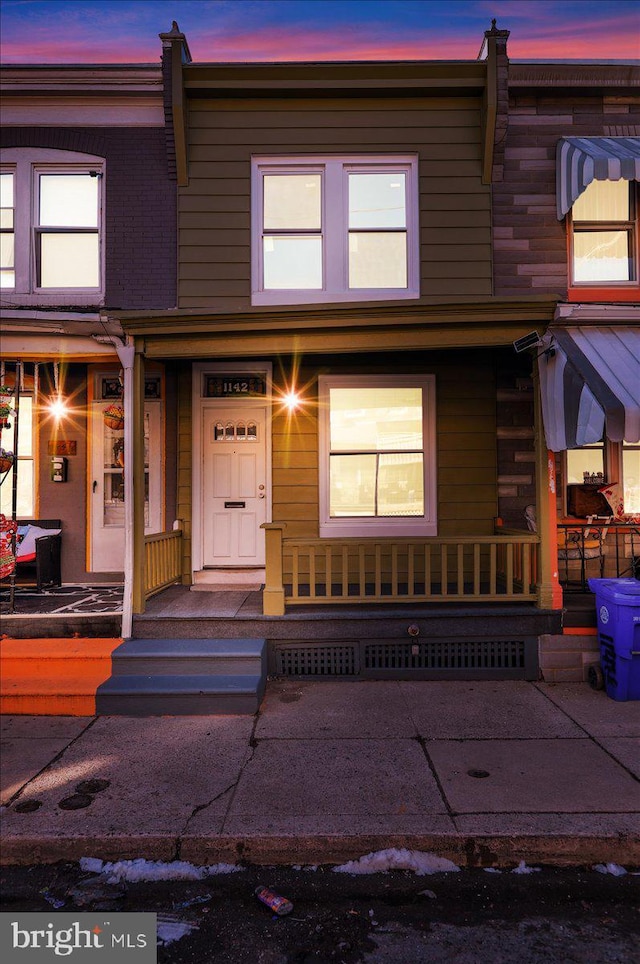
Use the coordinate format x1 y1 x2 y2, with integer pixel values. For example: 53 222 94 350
202 406 267 566
90 401 162 572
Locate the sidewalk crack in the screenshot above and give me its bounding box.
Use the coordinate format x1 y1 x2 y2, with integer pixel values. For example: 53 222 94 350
174 714 261 859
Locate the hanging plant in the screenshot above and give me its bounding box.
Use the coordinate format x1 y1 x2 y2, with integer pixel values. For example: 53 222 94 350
104 403 125 431
0 402 12 430
0 448 14 474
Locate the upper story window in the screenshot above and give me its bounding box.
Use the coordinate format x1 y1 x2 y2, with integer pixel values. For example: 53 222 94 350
0 148 104 306
570 179 637 286
251 155 419 306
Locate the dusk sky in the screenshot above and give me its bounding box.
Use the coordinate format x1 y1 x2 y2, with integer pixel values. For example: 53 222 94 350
1 0 638 64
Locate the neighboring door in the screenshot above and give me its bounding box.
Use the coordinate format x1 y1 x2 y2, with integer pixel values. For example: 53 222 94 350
90 401 161 572
202 406 267 566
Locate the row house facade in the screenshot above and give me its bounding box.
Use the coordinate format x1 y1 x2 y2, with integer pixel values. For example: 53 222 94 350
2 22 638 696
1 62 176 586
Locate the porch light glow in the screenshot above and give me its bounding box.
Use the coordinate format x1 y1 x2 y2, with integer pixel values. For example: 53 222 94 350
282 390 302 412
47 395 69 420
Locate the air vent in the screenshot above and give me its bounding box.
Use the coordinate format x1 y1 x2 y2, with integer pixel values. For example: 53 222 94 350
364 639 526 671
275 644 357 677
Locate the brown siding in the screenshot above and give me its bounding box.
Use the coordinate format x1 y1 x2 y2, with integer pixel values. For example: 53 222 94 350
494 93 640 296
269 353 496 540
178 97 492 309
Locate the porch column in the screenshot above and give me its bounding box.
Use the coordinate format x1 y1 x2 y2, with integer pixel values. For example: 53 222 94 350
533 368 563 609
261 522 286 616
132 344 146 614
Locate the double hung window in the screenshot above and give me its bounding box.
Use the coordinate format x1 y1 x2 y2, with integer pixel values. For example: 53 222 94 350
570 179 637 287
318 375 437 537
252 156 419 305
0 149 104 304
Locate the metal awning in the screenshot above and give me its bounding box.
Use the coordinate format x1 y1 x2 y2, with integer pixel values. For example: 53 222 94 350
556 137 640 218
539 325 640 451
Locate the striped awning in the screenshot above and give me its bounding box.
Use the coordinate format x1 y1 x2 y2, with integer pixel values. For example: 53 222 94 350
556 137 640 219
538 326 640 451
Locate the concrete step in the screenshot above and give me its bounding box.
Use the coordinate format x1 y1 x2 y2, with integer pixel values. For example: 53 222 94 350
95 674 266 715
0 637 120 715
109 637 266 676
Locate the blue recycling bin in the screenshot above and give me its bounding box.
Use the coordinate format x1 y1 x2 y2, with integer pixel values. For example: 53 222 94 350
588 578 640 701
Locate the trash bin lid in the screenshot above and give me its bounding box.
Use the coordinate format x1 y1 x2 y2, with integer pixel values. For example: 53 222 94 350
588 577 640 603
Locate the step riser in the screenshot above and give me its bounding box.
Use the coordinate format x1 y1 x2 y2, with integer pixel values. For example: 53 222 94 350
110 657 264 676
95 694 260 715
0 696 95 715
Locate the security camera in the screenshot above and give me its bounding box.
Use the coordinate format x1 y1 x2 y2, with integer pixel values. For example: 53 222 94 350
513 331 542 353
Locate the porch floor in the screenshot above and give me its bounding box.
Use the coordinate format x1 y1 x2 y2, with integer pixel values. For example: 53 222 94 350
1 581 598 622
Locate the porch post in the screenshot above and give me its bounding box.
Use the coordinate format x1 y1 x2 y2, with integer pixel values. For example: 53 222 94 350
261 522 286 615
533 368 563 609
131 344 146 614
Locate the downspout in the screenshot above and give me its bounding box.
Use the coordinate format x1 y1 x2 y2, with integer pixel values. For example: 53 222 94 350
115 338 135 639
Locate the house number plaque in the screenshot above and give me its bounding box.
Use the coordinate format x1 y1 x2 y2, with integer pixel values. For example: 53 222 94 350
205 374 266 398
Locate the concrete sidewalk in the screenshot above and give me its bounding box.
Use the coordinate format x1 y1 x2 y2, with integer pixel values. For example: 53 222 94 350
1 680 639 869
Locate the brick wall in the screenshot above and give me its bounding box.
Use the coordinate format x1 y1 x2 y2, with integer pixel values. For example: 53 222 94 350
494 93 640 296
1 127 177 310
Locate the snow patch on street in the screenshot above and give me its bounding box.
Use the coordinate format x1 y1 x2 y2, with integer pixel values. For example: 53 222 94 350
79 857 241 882
332 849 460 876
593 863 627 876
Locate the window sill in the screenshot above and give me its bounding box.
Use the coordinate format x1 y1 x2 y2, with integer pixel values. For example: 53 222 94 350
320 519 437 539
252 288 419 307
1 292 105 308
568 286 640 303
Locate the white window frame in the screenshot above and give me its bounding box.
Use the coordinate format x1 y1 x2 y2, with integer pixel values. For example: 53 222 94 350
318 373 437 538
0 148 105 306
251 155 419 306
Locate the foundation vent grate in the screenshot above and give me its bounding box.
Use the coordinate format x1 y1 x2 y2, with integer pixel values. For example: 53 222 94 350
364 639 526 671
275 645 357 677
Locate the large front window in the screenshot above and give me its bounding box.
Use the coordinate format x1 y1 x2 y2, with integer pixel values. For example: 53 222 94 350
319 375 436 537
0 148 104 304
252 156 418 305
571 179 636 285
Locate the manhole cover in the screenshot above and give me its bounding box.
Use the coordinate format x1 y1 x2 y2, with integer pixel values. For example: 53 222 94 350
15 800 42 813
76 779 110 794
59 793 94 810
467 769 491 779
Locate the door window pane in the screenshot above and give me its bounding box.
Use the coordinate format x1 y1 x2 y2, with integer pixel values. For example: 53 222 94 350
263 174 321 230
40 174 98 227
349 173 406 228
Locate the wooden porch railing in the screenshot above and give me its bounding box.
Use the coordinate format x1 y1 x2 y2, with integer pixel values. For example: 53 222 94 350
261 524 540 615
144 527 183 600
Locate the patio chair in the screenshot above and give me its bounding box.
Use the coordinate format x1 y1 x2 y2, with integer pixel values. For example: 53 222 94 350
524 505 609 589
